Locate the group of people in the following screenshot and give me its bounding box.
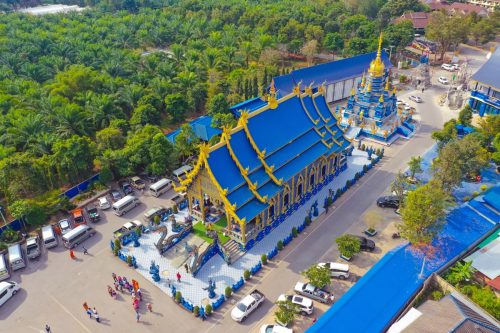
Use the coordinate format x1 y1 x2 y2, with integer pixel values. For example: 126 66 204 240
83 302 100 323
111 272 152 323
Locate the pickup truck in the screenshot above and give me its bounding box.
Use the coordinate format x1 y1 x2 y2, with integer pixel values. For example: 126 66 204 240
87 206 100 223
231 289 265 322
113 220 143 239
130 176 145 190
294 282 334 304
26 235 41 260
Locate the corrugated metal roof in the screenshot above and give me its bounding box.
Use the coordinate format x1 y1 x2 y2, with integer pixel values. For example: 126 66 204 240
471 48 500 89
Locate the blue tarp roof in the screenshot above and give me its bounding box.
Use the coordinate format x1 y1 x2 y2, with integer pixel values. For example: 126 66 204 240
274 51 392 95
484 187 500 211
165 115 222 144
472 47 500 89
308 196 499 333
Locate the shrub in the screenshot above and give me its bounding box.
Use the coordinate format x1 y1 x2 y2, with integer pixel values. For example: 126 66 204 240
277 240 284 251
345 180 351 188
225 286 232 298
175 291 182 303
304 216 311 225
261 254 268 265
153 215 160 226
0 242 8 251
205 304 213 316
376 148 381 156
99 166 114 184
127 255 132 266
193 305 200 316
463 196 471 202
431 290 443 301
363 164 368 172
243 269 251 280
361 144 366 151
292 227 298 238
113 247 119 256
472 191 479 198
336 188 342 197
480 185 488 192
173 204 179 214
336 234 361 258
114 238 122 252
135 227 142 237
0 226 20 244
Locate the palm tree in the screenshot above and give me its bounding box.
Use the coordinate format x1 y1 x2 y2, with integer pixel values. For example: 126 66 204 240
240 41 255 67
176 71 198 91
55 106 91 138
446 261 475 286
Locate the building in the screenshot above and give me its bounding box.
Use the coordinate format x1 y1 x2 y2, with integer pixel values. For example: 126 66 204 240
394 12 430 34
340 35 414 143
423 0 489 16
18 4 85 15
270 51 392 104
468 47 500 116
389 293 500 333
465 233 500 292
165 115 222 144
467 0 500 12
174 86 352 249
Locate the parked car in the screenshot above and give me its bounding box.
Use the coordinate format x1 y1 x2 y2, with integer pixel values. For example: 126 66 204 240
277 294 314 315
317 262 350 280
57 219 72 235
452 63 460 71
260 324 293 333
98 196 111 210
139 172 159 183
376 195 400 209
349 235 376 252
71 208 86 226
0 281 20 307
113 220 143 239
143 206 169 223
26 235 41 260
87 206 100 223
231 289 265 322
396 99 404 106
409 95 422 103
294 282 334 304
119 181 133 195
111 190 122 201
438 76 449 85
441 63 455 71
130 176 145 190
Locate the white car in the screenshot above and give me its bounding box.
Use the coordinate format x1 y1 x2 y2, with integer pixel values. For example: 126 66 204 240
58 219 72 235
277 294 314 315
438 76 449 85
441 63 455 71
231 290 265 322
260 324 293 333
0 281 20 307
396 99 404 106
98 196 111 210
317 262 350 280
409 95 422 103
452 63 460 71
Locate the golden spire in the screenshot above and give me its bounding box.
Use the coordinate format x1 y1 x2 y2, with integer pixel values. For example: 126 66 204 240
368 33 385 77
367 81 372 92
392 87 397 95
351 87 355 96
268 79 278 109
385 78 390 91
379 94 384 103
361 72 366 87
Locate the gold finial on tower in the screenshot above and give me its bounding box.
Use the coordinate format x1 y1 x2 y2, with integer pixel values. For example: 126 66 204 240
368 33 385 77
361 72 366 87
267 79 278 109
385 77 390 91
351 87 355 96
379 94 384 103
367 81 372 92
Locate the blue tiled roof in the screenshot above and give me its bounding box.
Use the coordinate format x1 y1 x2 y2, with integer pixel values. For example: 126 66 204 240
265 130 321 170
472 47 500 89
274 142 327 181
165 115 222 144
229 96 268 117
206 145 245 191
484 186 500 211
235 198 269 222
274 51 392 95
229 130 261 172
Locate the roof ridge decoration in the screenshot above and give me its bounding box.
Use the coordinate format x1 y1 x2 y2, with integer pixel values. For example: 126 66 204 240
293 81 302 96
174 143 209 192
299 93 320 125
221 127 268 203
238 111 283 186
267 79 278 109
311 92 331 124
305 82 314 96
368 33 385 77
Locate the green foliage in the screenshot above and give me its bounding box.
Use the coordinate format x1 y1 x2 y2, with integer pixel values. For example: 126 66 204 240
99 166 114 184
292 227 298 238
458 105 473 126
243 269 251 280
445 261 475 287
225 286 232 298
127 255 133 266
399 181 451 245
336 234 361 258
135 227 142 237
193 305 200 316
275 299 300 326
408 156 423 179
305 216 311 225
205 304 212 316
175 291 182 303
0 242 7 251
432 119 458 147
175 124 199 159
431 290 444 301
461 284 500 319
261 254 268 265
211 113 236 129
480 185 488 192
165 93 190 123
383 20 414 50
0 226 20 244
426 12 470 60
302 264 331 289
153 215 160 226
207 93 230 116
114 238 122 253
277 240 284 251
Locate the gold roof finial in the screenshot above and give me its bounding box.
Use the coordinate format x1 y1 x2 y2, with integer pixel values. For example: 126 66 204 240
351 87 355 96
367 81 372 92
361 72 366 87
379 94 384 103
385 78 390 91
269 79 276 95
392 87 397 95
268 79 278 109
368 33 385 77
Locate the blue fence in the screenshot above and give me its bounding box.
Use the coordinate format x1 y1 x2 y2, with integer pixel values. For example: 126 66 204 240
61 173 101 199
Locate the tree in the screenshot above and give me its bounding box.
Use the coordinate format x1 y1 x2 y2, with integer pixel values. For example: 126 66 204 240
130 103 161 127
458 105 473 126
432 119 458 147
477 115 500 145
176 124 199 160
408 156 423 179
302 264 331 289
384 20 414 51
211 113 236 129
470 20 496 45
398 181 451 245
275 299 300 326
336 234 361 259
148 133 179 176
96 127 125 152
164 93 189 123
445 261 475 286
207 93 230 115
323 32 344 58
301 40 318 66
391 171 412 205
51 135 94 183
426 12 470 60
492 133 500 165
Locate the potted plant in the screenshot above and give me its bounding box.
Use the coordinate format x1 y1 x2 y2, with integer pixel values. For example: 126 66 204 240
225 286 232 298
274 299 299 327
205 304 213 316
193 305 200 317
175 291 182 303
336 235 361 261
243 269 251 280
277 240 284 251
261 254 268 265
292 227 298 238
363 210 381 237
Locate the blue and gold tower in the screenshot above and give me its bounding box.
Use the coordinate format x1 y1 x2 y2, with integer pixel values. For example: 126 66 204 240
341 34 414 142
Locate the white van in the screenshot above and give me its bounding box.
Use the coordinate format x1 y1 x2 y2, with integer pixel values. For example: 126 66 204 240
61 225 96 249
112 195 140 216
149 178 172 197
0 254 10 281
8 244 25 271
0 281 20 307
317 262 350 280
42 225 58 249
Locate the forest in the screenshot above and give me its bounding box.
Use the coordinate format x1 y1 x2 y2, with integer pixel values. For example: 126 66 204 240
0 0 457 222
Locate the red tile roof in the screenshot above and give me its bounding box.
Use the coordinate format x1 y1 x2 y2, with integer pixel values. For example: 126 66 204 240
395 12 430 29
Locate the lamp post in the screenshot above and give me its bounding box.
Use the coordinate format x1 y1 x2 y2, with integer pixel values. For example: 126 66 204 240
0 205 6 225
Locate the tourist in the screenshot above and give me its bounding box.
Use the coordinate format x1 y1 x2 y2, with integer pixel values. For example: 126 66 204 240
70 250 76 260
136 311 140 323
147 303 152 312
176 272 181 283
94 311 100 323
82 246 88 255
137 288 142 301
166 277 171 288
112 272 117 282
45 324 51 333
184 263 189 273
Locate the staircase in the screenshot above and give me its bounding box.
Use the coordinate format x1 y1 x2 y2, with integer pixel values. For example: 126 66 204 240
223 240 246 264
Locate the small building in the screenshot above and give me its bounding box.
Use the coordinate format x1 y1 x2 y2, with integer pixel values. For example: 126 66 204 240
18 4 85 15
423 0 489 16
165 115 222 144
394 12 430 34
467 0 500 12
468 47 500 116
465 231 500 292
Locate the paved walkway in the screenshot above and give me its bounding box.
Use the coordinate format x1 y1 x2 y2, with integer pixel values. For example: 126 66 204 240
122 149 371 306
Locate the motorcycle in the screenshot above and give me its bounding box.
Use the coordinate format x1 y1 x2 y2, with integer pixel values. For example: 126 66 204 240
392 232 401 239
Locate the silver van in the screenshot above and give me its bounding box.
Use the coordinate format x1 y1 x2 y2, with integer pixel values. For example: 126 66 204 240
62 225 96 249
149 178 172 197
41 225 58 249
8 244 26 271
112 195 140 216
0 254 10 281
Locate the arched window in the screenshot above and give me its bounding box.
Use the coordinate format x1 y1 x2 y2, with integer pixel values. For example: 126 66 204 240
310 173 315 187
284 193 289 207
269 204 275 218
297 183 303 197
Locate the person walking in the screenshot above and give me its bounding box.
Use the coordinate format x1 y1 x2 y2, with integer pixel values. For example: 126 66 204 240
94 311 100 323
184 263 189 273
70 250 76 260
136 311 140 323
82 246 88 255
421 87 425 94
45 324 51 333
137 288 142 301
176 272 181 283
166 277 171 288
112 272 117 282
147 303 152 312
